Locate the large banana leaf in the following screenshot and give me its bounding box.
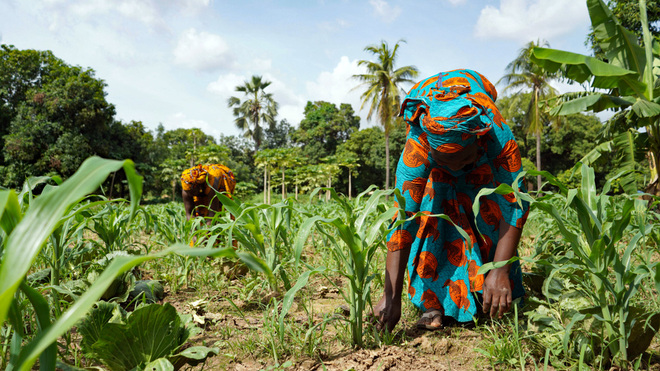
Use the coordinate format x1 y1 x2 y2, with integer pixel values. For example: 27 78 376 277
530 47 646 97
588 0 646 73
530 0 657 109
547 92 635 116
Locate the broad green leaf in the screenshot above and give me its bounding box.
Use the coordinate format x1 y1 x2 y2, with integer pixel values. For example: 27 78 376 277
11 245 237 370
631 99 660 118
143 358 174 371
530 47 646 97
78 301 124 355
174 346 219 360
548 93 635 115
92 303 185 370
588 0 646 73
0 157 142 332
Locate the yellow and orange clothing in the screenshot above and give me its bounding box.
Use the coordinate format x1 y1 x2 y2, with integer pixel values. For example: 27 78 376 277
181 164 236 217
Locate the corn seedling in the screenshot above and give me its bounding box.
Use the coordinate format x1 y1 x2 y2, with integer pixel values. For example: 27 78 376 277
529 164 660 366
293 186 407 347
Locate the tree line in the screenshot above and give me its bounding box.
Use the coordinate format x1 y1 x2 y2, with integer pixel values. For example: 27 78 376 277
4 0 656 201
0 42 620 200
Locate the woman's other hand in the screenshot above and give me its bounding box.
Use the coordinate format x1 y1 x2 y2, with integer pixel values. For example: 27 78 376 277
482 266 512 318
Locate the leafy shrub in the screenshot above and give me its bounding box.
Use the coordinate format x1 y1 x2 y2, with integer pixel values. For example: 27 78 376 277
78 302 218 370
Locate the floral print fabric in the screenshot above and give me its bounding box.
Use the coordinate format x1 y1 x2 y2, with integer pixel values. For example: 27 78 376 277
389 69 529 322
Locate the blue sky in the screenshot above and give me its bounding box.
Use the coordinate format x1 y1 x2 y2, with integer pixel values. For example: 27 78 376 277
0 0 593 140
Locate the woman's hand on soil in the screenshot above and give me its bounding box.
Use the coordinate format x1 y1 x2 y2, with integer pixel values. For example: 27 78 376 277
482 267 512 318
372 294 401 332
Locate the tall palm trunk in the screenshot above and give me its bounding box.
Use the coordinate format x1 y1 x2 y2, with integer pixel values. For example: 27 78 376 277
535 132 542 191
535 88 542 191
348 172 352 199
385 132 390 190
281 169 286 199
263 166 268 203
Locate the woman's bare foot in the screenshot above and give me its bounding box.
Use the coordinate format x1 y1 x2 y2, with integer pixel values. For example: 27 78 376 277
416 308 443 330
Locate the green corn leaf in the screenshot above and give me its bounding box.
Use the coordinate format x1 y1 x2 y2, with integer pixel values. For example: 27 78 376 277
476 257 521 276
0 190 21 236
11 245 238 370
278 267 325 332
365 207 397 247
355 188 392 232
580 163 597 211
0 157 142 330
18 282 55 371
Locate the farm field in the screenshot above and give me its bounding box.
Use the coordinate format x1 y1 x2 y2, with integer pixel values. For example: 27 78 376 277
2 0 660 369
3 158 660 370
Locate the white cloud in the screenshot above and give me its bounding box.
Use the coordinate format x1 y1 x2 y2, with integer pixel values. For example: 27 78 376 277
173 28 234 71
207 73 247 97
306 56 376 127
318 19 350 32
306 56 363 106
369 0 401 23
445 0 467 5
263 73 305 107
260 73 307 125
248 58 272 72
474 0 589 42
165 112 220 138
34 0 211 31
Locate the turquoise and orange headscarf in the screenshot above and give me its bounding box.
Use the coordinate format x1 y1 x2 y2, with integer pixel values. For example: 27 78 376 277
399 69 505 153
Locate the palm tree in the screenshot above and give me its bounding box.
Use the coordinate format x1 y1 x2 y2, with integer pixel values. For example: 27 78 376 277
498 40 560 190
353 40 418 190
227 75 279 152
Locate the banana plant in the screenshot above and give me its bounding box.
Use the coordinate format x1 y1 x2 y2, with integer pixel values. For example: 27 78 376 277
530 0 660 193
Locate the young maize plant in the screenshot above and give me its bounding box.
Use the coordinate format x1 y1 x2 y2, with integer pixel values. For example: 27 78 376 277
0 157 262 371
291 185 468 347
527 164 660 366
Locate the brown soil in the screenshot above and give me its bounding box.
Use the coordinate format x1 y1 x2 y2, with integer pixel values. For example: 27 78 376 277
159 275 516 371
